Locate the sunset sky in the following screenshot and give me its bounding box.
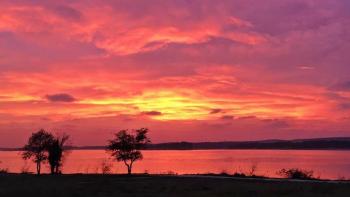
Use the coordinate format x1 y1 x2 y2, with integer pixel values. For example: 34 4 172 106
1 0 350 147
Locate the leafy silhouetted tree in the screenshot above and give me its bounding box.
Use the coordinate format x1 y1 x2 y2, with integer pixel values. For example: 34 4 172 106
22 129 54 175
48 134 70 174
107 128 150 175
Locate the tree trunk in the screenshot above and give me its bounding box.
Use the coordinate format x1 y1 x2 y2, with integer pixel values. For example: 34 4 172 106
50 165 55 175
55 165 59 174
124 161 132 175
127 166 132 175
129 162 133 175
36 162 41 175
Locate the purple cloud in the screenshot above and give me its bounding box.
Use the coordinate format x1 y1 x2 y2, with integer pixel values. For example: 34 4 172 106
45 93 76 102
221 115 234 120
210 109 222 114
141 111 162 116
330 81 350 91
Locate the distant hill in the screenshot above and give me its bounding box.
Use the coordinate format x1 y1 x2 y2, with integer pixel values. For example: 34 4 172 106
1 137 350 151
146 137 350 150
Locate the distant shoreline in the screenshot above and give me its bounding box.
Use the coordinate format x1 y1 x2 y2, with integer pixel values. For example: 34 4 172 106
2 137 350 151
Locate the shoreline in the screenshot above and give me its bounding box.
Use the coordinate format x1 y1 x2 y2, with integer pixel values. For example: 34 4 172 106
1 173 349 182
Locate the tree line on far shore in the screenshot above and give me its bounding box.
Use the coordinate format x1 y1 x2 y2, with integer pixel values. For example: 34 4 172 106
21 128 150 175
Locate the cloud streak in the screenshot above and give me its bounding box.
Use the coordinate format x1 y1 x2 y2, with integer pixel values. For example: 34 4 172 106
45 93 77 103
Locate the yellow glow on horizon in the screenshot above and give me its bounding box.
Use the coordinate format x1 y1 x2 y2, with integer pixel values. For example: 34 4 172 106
80 90 212 120
134 91 211 120
76 89 316 121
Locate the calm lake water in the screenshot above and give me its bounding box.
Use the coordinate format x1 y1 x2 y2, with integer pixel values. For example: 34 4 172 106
0 150 349 180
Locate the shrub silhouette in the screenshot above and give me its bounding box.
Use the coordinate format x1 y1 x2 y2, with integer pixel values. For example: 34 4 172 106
100 159 113 174
0 168 8 174
278 168 315 180
248 163 258 176
47 134 70 174
22 129 54 175
0 161 9 174
107 128 150 175
233 172 246 177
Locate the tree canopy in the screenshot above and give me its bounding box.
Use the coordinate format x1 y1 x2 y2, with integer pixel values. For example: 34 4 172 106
22 129 53 175
22 129 70 175
107 128 150 174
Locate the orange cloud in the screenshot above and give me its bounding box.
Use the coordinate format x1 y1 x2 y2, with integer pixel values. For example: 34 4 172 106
0 3 268 55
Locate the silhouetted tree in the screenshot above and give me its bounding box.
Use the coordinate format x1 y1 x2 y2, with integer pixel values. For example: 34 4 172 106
22 129 54 175
47 134 70 174
277 168 315 180
107 128 150 174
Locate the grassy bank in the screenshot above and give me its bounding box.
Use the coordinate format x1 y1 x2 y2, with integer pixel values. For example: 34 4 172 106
0 174 349 197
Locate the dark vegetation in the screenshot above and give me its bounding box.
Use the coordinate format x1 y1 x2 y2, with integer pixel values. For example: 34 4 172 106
107 128 150 174
0 161 8 174
18 128 150 175
0 174 349 197
278 168 316 180
22 129 70 175
47 134 70 174
198 167 316 180
198 172 265 179
22 130 55 175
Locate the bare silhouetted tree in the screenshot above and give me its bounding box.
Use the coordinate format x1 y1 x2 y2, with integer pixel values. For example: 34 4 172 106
107 128 150 174
48 134 70 174
100 159 113 174
22 129 54 175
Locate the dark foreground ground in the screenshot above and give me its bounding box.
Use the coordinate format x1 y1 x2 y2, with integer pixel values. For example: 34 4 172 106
0 174 349 197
